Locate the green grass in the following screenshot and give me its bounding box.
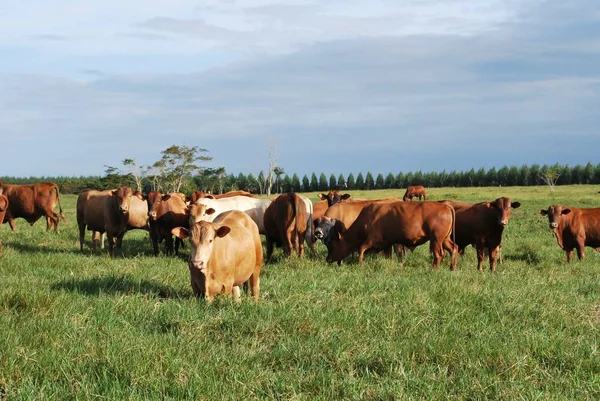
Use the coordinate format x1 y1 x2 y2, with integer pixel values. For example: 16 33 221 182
1 186 600 400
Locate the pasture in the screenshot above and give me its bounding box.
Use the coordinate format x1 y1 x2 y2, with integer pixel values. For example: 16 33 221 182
1 186 600 400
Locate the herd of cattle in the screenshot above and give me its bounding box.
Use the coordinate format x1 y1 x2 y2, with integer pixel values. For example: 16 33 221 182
1 182 600 301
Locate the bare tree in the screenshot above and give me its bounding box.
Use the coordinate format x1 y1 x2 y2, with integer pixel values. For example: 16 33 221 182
122 158 144 191
266 138 277 198
540 167 561 193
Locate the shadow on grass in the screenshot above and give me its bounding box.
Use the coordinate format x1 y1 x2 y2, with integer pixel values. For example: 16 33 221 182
4 241 83 256
51 273 188 299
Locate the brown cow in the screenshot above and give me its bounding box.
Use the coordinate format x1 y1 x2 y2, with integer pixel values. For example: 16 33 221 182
189 190 256 204
2 182 66 232
539 205 600 262
317 190 351 207
0 188 8 235
403 185 427 201
325 201 457 269
172 210 262 301
441 198 520 272
77 186 144 255
263 192 308 262
147 191 189 256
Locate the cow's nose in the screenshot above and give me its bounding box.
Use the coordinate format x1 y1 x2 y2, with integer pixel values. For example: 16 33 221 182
148 211 156 218
550 222 558 229
315 228 324 239
120 205 128 212
500 220 508 226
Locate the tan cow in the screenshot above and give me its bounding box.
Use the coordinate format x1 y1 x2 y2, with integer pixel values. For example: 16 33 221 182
77 186 145 255
172 210 262 301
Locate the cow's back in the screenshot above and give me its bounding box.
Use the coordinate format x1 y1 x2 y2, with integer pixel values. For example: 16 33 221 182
561 208 600 248
80 190 112 232
196 196 269 234
325 198 397 227
3 184 36 217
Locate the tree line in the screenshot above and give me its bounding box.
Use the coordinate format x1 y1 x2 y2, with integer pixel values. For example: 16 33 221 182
2 161 600 195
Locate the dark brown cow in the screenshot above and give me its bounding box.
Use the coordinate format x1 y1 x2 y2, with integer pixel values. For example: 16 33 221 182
263 193 308 262
147 191 189 256
77 186 145 255
324 201 457 269
441 198 520 272
2 182 66 232
189 190 256 204
539 205 600 262
172 210 262 301
403 185 427 201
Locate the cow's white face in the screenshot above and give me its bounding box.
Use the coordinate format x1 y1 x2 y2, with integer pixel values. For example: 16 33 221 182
188 203 215 226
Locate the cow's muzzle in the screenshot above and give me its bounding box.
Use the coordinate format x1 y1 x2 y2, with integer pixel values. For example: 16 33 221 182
120 205 129 213
500 220 508 226
315 228 324 240
148 211 157 219
550 222 558 229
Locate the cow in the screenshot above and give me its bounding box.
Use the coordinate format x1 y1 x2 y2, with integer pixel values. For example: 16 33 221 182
539 205 600 262
324 201 457 269
172 210 262 301
0 187 7 232
312 191 360 243
403 185 427 201
2 182 66 233
317 190 351 207
441 198 520 272
189 195 272 234
77 186 145 255
146 191 189 256
263 193 309 262
189 190 256 204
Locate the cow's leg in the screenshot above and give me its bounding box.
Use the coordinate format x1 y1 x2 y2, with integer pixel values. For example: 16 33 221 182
150 229 159 256
566 248 574 263
576 242 585 261
394 244 405 264
116 232 125 249
78 223 86 252
284 230 294 257
297 231 305 258
489 246 499 272
430 241 445 269
442 238 458 270
475 241 485 272
165 235 174 256
7 216 16 233
249 274 260 300
497 245 503 265
358 240 375 262
232 285 241 302
107 233 117 257
46 216 52 231
266 238 274 263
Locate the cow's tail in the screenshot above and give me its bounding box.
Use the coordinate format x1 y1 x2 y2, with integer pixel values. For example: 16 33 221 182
53 184 67 222
448 203 457 267
294 194 308 250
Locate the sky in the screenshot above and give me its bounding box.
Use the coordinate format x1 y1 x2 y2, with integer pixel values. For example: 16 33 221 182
1 0 599 178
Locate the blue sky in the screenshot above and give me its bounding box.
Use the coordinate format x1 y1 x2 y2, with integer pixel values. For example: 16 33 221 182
1 0 599 178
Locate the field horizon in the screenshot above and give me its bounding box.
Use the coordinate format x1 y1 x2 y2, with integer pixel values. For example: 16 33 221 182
1 185 599 400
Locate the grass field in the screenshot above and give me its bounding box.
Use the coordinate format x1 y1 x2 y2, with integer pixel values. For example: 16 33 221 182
1 186 600 400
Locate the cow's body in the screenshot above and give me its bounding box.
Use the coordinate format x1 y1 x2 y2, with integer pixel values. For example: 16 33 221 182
172 210 262 301
325 201 457 269
263 193 309 262
127 195 150 231
0 191 8 232
77 186 145 255
441 198 520 271
190 195 272 234
403 185 427 201
147 192 189 256
539 205 600 262
189 190 256 204
2 182 66 232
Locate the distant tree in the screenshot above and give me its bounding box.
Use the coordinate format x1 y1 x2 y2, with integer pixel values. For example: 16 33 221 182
310 173 319 192
475 167 486 186
583 162 595 184
375 173 385 189
507 166 520 186
247 173 258 193
529 164 541 185
337 173 346 189
412 171 424 186
102 165 123 189
384 172 395 189
274 167 285 193
281 174 292 193
519 165 530 186
571 164 583 185
122 158 145 191
291 173 301 192
329 174 337 190
347 173 355 189
365 172 375 190
396 172 405 188
152 145 212 193
594 163 600 184
302 175 310 192
318 173 328 191
486 167 498 186
497 166 510 186
437 170 448 187
540 165 561 193
236 173 248 191
257 171 266 195
356 172 365 190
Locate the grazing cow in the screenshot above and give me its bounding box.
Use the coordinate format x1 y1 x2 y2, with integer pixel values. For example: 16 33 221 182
317 190 351 207
324 201 457 269
441 198 520 272
403 185 427 201
146 191 189 256
263 193 309 262
539 205 600 262
172 210 262 301
189 190 256 204
2 182 66 232
190 195 272 234
77 186 145 255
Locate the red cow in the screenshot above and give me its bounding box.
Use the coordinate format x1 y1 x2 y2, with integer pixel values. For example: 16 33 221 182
441 198 520 272
539 205 600 262
325 201 457 269
263 193 309 262
147 191 189 256
2 182 66 232
403 185 427 201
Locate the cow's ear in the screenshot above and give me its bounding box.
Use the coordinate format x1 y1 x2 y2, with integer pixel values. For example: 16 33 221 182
486 202 496 209
539 210 548 216
184 196 192 204
511 201 521 209
317 193 326 200
216 226 231 238
205 194 215 199
341 194 351 200
161 194 172 201
562 209 571 215
133 191 146 201
171 227 189 239
110 190 117 197
334 219 347 235
206 208 216 215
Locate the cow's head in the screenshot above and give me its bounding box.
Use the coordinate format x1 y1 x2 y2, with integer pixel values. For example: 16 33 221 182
0 194 7 212
146 191 166 220
324 219 349 264
172 222 230 272
110 186 139 214
314 216 336 245
487 197 521 226
539 205 571 229
317 190 351 207
188 203 216 226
